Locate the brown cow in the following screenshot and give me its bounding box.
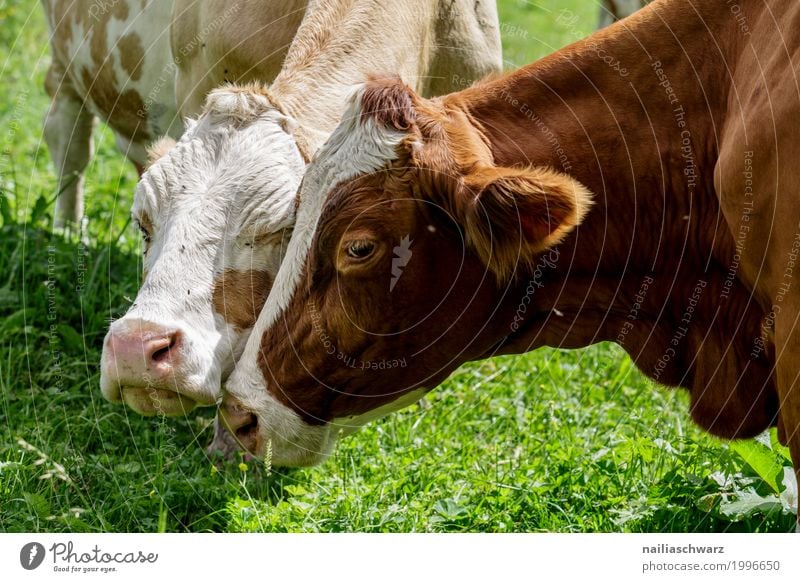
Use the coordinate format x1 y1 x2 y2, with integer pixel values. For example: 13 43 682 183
221 0 800 492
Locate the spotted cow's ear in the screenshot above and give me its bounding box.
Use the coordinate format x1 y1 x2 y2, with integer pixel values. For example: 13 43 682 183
146 136 177 168
460 165 593 281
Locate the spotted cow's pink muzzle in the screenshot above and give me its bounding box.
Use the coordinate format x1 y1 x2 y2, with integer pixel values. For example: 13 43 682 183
101 320 200 416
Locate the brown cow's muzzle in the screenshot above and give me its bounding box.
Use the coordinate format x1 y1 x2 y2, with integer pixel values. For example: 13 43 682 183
220 395 261 455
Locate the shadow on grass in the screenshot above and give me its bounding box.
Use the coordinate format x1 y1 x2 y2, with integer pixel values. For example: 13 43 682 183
0 205 302 531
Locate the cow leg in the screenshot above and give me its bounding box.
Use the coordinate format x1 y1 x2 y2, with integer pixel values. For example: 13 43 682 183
598 0 648 29
43 68 95 228
113 133 150 178
427 0 502 96
774 311 800 525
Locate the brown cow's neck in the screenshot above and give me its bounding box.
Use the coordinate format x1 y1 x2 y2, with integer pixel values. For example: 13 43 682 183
447 0 740 326
436 0 775 438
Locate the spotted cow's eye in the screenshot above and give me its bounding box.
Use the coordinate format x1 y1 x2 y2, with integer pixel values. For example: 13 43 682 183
345 240 375 260
134 218 151 245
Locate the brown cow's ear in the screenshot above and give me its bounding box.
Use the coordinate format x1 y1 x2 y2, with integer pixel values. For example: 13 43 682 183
358 75 417 131
461 166 593 281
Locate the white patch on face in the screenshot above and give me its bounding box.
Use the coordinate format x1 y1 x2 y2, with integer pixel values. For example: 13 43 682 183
333 388 428 436
101 101 305 407
224 84 413 461
225 369 335 467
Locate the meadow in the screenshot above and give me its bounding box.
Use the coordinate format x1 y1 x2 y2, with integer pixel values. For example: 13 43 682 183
0 0 796 533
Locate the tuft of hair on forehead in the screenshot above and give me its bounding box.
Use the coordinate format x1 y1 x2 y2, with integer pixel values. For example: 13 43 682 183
146 136 177 167
202 82 281 125
358 74 417 131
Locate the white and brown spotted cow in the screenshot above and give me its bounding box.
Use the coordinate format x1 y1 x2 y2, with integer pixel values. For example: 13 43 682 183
42 0 306 226
171 0 308 117
99 0 502 437
43 0 180 225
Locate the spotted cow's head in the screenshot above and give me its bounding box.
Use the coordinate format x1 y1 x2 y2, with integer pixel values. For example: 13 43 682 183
100 85 307 416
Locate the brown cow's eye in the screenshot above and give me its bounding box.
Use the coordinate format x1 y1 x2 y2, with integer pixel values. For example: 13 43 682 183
345 240 375 260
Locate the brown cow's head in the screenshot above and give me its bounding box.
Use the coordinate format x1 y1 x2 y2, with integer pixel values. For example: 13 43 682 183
220 77 592 465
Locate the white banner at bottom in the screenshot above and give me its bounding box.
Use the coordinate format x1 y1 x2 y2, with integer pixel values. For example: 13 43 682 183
0 533 797 581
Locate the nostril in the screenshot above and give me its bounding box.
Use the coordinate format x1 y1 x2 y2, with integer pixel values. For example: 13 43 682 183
151 345 171 363
150 333 179 363
236 413 259 440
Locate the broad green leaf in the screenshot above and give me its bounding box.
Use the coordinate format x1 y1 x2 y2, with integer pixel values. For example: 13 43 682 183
695 493 718 513
779 467 797 513
434 498 467 520
769 430 793 463
23 492 51 519
729 439 783 493
719 489 782 521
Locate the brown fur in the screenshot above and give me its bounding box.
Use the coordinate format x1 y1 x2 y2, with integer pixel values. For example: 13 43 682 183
460 165 593 281
213 269 274 330
359 76 417 131
117 33 145 81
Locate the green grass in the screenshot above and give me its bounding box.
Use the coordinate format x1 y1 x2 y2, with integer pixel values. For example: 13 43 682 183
0 0 796 533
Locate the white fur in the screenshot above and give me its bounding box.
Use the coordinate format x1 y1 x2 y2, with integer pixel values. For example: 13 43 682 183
226 368 334 466
224 86 410 464
335 388 428 436
100 108 305 405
